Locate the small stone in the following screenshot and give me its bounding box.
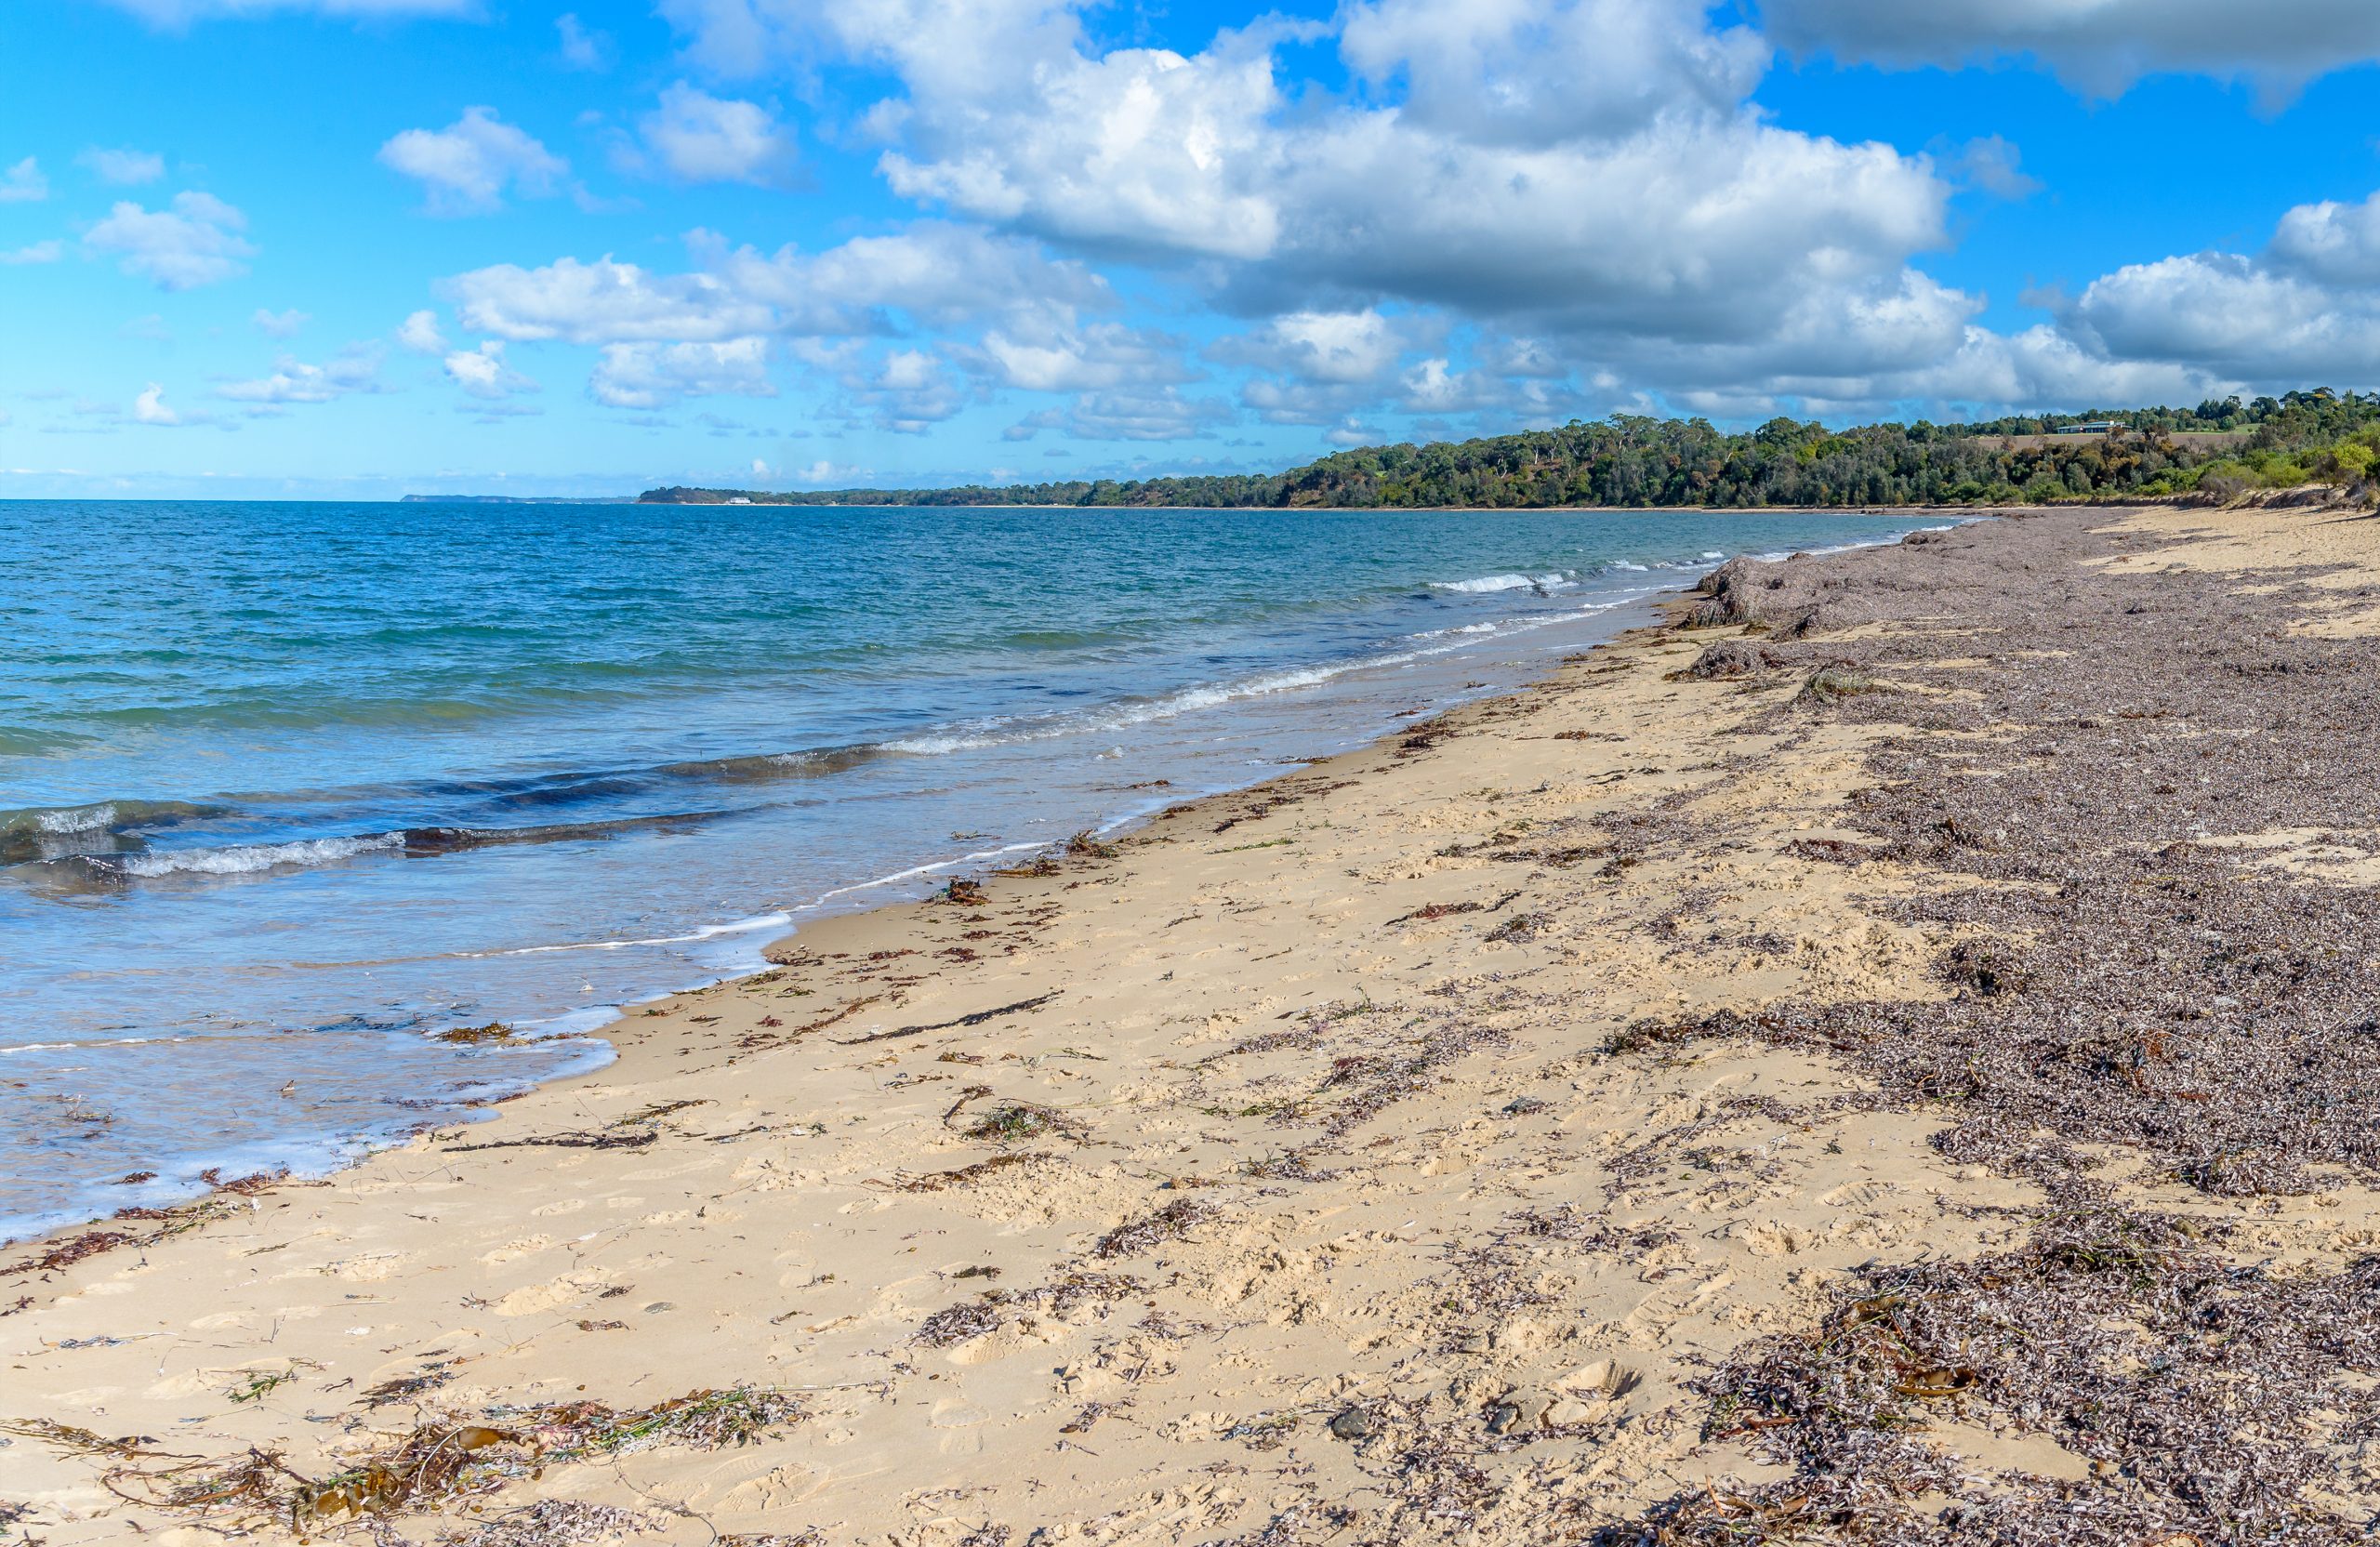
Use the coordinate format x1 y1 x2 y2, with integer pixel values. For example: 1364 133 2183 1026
1483 1400 1523 1435
1329 1406 1374 1441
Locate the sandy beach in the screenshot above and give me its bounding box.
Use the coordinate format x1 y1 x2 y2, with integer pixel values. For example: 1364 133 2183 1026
11 499 2380 1545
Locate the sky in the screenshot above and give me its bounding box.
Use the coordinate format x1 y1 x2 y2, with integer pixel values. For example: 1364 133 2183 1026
6 0 2380 499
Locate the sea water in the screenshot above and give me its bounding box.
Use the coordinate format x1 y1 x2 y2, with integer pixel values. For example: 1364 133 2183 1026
0 499 1934 1239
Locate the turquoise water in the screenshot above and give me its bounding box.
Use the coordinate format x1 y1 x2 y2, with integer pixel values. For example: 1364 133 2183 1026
0 499 1932 1238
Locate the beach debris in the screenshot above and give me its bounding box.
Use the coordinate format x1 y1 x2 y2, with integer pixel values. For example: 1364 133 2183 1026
962 1103 1078 1144
1092 1197 1215 1259
443 1128 656 1155
1329 1406 1375 1441
916 1273 1144 1348
1064 829 1120 859
1483 911 1548 944
838 990 1059 1046
1677 641 1778 680
362 1366 457 1408
1792 664 1878 706
280 1388 800 1529
434 1022 518 1045
4 1228 133 1276
881 1152 1047 1193
1387 889 1522 926
434 1499 662 1545
939 877 988 906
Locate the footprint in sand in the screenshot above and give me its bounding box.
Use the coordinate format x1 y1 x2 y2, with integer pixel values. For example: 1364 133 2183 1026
478 1235 555 1267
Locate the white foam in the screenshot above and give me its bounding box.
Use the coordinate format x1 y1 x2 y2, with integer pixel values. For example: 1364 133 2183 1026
111 833 402 878
36 802 117 835
1429 572 1570 593
476 909 795 958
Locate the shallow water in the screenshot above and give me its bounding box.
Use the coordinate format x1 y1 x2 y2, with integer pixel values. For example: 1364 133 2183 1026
0 500 1934 1239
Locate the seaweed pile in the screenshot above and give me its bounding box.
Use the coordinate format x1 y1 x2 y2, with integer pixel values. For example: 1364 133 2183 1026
1609 509 2380 1541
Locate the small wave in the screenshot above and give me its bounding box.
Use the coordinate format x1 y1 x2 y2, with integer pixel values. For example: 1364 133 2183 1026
398 811 725 854
89 834 404 879
0 798 231 863
1429 572 1570 594
47 811 731 883
656 746 892 783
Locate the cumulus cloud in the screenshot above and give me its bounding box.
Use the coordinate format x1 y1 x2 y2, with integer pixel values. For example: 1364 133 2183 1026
590 337 775 407
79 147 166 185
663 0 1956 395
443 223 1108 344
395 309 449 353
975 317 1194 391
1760 0 2380 99
0 157 49 203
218 348 383 404
633 85 797 187
85 192 255 289
378 107 567 215
853 347 966 431
132 382 212 425
1 240 64 265
1004 387 1232 441
444 339 537 398
556 12 612 70
253 307 309 337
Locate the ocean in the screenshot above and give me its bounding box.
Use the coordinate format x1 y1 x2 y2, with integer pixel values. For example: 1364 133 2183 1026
0 499 1935 1240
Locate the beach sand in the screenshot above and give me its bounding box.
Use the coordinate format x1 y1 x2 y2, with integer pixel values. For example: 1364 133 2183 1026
9 500 2380 1544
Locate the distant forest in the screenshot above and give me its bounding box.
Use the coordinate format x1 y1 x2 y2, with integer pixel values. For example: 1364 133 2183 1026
641 390 2380 510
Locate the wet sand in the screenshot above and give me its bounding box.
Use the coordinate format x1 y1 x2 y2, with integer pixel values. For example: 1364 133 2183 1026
8 500 2380 1545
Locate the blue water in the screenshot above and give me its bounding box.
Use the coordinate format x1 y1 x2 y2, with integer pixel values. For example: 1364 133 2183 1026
0 499 1935 1239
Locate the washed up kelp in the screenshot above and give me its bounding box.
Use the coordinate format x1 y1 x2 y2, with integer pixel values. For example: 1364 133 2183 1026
34 1386 802 1532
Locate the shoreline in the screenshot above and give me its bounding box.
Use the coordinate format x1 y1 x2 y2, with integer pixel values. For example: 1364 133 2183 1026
4 503 1951 1250
14 499 2380 1541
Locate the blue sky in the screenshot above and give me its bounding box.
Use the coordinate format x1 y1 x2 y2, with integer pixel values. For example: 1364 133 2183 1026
5 0 2380 498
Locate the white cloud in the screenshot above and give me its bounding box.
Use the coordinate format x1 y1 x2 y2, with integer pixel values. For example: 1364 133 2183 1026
218 348 384 404
2270 191 2380 288
976 318 1193 391
856 347 966 431
395 310 448 353
1949 136 2042 201
378 107 567 216
1213 311 1413 386
1 240 64 265
132 385 192 428
94 0 474 23
252 307 309 337
557 13 612 70
79 147 166 185
634 85 797 187
0 156 49 203
85 192 256 290
444 223 1107 345
674 0 1955 391
444 340 537 399
1761 0 2380 99
1005 387 1232 441
590 337 776 407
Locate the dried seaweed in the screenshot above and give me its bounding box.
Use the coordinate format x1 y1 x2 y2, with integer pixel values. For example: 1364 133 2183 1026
1092 1197 1215 1259
886 1152 1047 1193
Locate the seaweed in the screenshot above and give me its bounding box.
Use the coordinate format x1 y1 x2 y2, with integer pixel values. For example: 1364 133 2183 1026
1092 1197 1215 1259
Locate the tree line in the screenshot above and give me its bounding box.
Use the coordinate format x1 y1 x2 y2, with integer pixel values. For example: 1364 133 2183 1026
640 390 2380 510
